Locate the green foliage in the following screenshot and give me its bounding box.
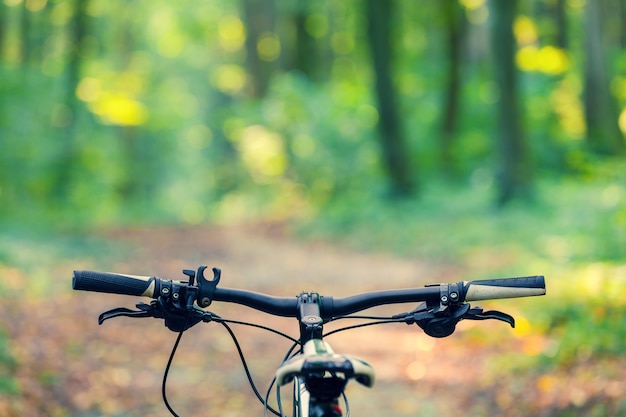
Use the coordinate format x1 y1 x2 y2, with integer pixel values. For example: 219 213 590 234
297 166 626 262
1 0 624 228
542 295 625 364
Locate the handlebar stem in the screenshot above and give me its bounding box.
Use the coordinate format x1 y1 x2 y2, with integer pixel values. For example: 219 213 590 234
298 292 324 344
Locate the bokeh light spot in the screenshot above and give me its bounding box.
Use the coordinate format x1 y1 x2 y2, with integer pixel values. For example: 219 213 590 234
257 33 281 62
218 15 246 52
305 13 328 39
211 65 247 95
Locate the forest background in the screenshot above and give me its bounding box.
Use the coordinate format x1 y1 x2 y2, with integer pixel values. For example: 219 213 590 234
0 0 625 416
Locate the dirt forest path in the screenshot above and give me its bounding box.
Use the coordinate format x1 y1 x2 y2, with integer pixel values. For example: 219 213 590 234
2 225 624 417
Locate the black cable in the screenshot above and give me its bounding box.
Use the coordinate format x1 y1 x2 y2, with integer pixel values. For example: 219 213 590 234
329 314 397 321
263 376 278 417
219 321 284 416
343 390 350 417
162 320 191 417
214 317 299 344
160 313 296 417
160 312 401 417
264 341 300 417
276 377 286 417
323 319 405 338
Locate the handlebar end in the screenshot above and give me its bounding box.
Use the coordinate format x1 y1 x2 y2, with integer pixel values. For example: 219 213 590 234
73 270 159 298
463 275 546 302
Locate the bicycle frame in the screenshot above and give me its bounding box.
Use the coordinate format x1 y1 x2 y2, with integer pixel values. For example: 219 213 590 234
294 378 309 417
278 342 362 417
283 343 373 417
273 293 375 417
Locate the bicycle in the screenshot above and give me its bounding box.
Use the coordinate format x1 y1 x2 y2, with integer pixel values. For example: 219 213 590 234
72 266 546 417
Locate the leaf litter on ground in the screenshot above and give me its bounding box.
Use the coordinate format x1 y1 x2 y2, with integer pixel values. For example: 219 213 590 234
0 224 624 417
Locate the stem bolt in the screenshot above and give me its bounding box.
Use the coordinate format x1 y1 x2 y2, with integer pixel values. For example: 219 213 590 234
302 315 322 325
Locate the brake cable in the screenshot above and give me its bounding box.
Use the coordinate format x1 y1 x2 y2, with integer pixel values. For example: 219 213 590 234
323 317 406 338
218 320 285 417
160 310 301 417
136 303 515 417
162 316 191 417
215 317 299 344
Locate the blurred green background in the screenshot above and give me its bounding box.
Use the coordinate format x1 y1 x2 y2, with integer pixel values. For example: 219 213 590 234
1 0 625 416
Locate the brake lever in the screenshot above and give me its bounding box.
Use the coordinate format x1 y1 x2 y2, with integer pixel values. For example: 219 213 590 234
399 303 515 337
98 300 215 332
98 304 153 324
462 307 515 328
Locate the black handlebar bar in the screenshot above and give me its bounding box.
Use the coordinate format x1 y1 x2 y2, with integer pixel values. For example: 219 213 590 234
72 270 545 319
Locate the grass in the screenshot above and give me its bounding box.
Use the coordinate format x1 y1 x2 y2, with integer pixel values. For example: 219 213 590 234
297 176 626 264
0 225 128 298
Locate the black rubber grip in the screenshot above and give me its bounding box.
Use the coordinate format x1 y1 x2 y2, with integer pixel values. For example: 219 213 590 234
72 270 158 298
463 275 546 301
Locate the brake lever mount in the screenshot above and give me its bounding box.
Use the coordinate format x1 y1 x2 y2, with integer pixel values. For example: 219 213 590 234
99 299 214 332
402 302 515 338
400 282 516 337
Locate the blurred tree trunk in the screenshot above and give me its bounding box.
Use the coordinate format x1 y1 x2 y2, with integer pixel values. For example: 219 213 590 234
536 0 567 49
621 0 626 48
65 0 88 133
440 0 466 177
211 92 242 195
22 3 50 65
583 0 625 154
365 0 414 197
242 0 276 98
554 0 567 49
117 11 141 200
18 3 29 64
53 0 89 197
490 0 532 206
546 0 568 49
291 0 317 80
19 3 49 65
0 3 6 61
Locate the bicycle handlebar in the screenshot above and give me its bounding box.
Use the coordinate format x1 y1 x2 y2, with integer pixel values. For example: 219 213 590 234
72 270 545 319
72 268 546 417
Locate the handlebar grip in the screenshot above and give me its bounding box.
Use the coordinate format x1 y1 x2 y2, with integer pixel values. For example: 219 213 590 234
72 270 160 298
463 275 545 301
